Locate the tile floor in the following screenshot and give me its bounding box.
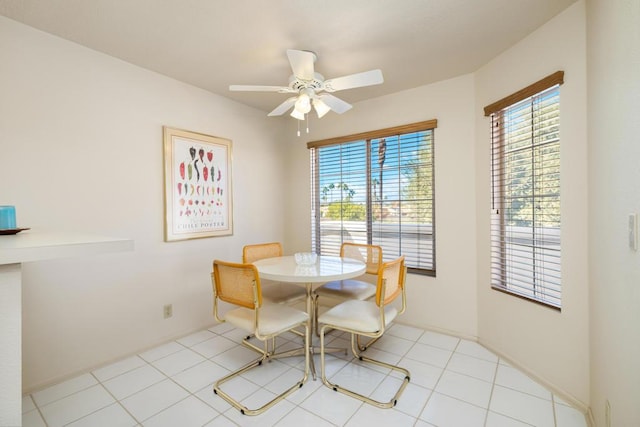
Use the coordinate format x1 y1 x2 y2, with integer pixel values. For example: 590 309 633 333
22 322 589 427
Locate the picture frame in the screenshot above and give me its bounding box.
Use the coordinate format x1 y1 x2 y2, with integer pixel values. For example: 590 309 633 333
163 127 233 241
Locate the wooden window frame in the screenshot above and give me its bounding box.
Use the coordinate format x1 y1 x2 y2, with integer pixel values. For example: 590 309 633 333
485 71 563 309
308 120 437 276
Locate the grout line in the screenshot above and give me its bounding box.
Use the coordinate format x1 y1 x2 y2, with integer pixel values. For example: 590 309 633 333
28 394 50 427
482 356 500 426
90 366 144 425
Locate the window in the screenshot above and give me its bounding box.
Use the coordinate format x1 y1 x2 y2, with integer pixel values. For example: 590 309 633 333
308 120 436 276
484 71 563 309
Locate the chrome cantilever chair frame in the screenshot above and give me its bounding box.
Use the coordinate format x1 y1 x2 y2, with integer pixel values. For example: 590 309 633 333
318 257 410 409
211 260 310 416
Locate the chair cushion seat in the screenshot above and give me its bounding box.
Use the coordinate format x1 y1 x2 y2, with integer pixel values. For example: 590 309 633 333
225 303 309 336
261 280 306 304
318 300 397 333
314 279 376 300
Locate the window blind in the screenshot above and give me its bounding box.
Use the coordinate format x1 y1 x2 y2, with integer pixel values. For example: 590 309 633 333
490 83 562 308
309 121 436 275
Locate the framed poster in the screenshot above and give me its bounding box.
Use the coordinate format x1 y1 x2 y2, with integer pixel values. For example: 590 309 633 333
163 127 233 241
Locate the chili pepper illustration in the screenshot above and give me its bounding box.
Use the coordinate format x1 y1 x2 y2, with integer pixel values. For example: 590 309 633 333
197 185 201 195
217 169 221 181
179 162 185 180
194 159 200 181
187 163 192 180
203 166 209 181
189 146 196 160
210 166 215 182
199 149 204 162
207 151 213 162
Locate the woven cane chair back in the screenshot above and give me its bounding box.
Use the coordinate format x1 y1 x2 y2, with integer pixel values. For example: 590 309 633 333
213 260 262 309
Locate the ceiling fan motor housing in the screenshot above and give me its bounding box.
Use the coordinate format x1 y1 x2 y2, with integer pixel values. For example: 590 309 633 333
288 73 325 93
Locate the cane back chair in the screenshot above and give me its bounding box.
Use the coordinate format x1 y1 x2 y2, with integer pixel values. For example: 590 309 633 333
313 242 382 344
317 256 409 409
211 260 310 415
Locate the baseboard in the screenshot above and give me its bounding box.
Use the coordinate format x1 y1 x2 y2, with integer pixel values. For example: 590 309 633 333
478 340 591 421
389 322 592 425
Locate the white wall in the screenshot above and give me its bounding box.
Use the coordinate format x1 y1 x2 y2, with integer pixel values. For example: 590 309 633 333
284 74 479 338
587 0 640 425
1 3 601 412
0 16 289 391
474 1 589 405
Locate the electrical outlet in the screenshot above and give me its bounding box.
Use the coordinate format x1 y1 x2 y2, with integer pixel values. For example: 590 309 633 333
605 399 611 427
163 304 173 319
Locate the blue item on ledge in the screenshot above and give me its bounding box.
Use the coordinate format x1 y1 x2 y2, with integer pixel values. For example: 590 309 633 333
0 205 17 229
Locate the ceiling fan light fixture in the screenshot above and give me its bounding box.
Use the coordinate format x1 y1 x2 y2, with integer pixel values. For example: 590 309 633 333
313 99 331 118
294 92 312 114
290 108 305 120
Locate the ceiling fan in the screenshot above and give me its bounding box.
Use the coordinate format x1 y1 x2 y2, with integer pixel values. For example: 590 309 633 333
229 49 384 120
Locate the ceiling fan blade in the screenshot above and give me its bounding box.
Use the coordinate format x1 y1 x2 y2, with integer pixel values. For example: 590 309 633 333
229 85 293 93
267 97 297 116
286 49 316 81
323 69 384 92
318 94 352 114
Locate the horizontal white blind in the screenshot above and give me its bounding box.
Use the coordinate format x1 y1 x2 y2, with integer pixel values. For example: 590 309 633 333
315 140 368 257
310 125 435 275
490 85 561 308
370 132 434 271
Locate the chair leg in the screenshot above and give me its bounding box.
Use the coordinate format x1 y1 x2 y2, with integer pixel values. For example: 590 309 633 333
356 334 380 352
320 325 410 409
242 334 273 357
314 295 339 338
313 294 320 337
214 322 310 416
243 327 304 356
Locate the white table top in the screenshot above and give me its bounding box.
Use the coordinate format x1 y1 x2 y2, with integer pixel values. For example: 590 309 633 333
253 255 366 283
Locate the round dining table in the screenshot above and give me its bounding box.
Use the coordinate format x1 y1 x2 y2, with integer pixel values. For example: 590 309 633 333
253 254 366 378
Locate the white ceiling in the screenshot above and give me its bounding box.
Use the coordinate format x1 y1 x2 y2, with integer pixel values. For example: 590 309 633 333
1 0 577 114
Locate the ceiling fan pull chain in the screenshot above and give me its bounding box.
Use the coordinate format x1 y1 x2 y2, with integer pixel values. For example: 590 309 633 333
297 119 301 137
306 114 310 134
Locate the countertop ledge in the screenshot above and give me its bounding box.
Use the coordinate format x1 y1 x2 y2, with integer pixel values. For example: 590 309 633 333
0 230 134 265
